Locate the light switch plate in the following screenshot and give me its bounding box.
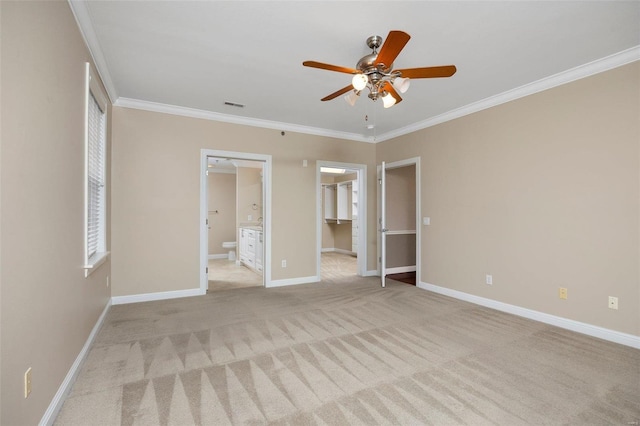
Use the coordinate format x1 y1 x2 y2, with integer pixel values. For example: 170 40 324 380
423 217 430 225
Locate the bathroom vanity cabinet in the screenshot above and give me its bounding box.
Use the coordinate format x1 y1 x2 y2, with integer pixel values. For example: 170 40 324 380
239 227 263 275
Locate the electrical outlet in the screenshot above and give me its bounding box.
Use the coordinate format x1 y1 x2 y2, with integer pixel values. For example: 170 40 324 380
248 215 252 221
281 260 287 268
24 367 32 398
106 276 110 288
485 274 492 285
559 287 568 300
608 296 618 310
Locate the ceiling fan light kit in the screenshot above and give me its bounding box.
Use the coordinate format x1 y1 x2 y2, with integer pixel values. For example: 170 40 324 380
381 91 397 108
392 77 410 94
344 90 360 106
303 30 456 108
352 74 368 91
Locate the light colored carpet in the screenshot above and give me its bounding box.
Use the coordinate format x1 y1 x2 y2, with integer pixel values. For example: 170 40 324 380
55 276 640 425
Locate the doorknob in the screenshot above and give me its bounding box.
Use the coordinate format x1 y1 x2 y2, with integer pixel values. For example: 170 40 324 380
381 228 388 232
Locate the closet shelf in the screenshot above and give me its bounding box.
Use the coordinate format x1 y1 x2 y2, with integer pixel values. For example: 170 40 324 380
385 230 416 235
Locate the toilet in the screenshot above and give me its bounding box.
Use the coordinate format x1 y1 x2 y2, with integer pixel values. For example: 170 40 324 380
222 241 237 261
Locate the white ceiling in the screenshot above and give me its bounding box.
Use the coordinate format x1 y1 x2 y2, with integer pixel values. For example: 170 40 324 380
71 1 640 142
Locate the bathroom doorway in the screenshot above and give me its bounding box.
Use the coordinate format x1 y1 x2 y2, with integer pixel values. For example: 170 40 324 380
316 161 367 281
200 150 272 292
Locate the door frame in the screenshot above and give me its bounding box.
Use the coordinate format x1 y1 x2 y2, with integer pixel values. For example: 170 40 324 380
316 161 368 278
377 157 421 286
200 149 272 292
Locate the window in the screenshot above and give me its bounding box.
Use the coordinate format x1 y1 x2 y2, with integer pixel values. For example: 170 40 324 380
84 63 108 276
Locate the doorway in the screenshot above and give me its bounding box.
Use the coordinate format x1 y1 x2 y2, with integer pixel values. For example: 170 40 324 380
200 149 272 293
378 157 420 288
316 161 367 281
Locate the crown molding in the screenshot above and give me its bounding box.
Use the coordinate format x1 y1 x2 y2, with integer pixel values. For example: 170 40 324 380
114 98 375 143
67 0 118 103
114 46 638 145
375 45 640 142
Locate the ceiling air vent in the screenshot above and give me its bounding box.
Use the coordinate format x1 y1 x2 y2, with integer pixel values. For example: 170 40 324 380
224 101 245 108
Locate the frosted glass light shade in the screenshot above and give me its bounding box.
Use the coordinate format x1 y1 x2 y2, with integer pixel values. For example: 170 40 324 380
382 92 396 108
393 77 410 93
344 90 360 106
352 74 368 90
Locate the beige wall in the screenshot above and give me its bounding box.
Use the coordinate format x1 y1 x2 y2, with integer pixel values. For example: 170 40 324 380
321 177 335 249
0 2 112 423
208 172 236 255
237 166 262 226
333 223 353 252
111 108 377 295
377 62 640 336
386 165 416 231
386 234 417 269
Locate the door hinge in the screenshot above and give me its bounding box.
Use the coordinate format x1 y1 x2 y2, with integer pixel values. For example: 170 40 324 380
206 267 208 273
206 170 209 176
206 218 209 225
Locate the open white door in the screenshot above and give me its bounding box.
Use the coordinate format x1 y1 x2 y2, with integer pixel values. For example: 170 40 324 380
380 161 387 288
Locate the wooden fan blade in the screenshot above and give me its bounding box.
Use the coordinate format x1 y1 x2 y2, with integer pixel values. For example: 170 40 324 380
375 31 411 69
383 82 403 105
396 65 457 79
321 85 354 102
303 61 358 74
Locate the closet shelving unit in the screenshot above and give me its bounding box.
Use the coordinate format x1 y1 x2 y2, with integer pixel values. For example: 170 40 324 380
323 181 356 224
323 177 359 255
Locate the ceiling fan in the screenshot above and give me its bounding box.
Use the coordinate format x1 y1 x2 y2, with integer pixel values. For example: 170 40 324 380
303 30 456 108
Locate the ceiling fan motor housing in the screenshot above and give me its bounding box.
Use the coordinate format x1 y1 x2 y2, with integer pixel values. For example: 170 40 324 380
357 35 396 99
356 54 392 74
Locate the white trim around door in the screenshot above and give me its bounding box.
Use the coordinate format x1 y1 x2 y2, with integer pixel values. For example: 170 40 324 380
200 149 272 292
316 161 368 279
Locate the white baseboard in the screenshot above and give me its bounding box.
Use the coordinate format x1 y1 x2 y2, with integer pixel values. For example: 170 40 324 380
364 269 379 277
39 299 112 426
208 254 228 260
386 265 416 274
418 281 640 349
335 248 356 256
321 248 356 256
268 275 319 288
111 288 204 305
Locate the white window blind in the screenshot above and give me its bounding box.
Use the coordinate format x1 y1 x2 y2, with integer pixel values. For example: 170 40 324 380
87 91 106 259
84 62 109 276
